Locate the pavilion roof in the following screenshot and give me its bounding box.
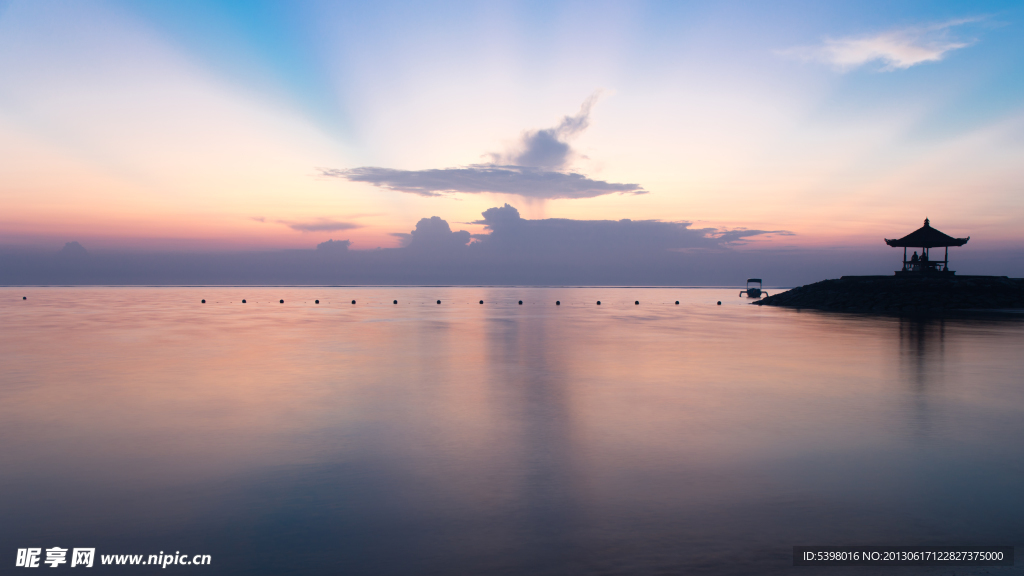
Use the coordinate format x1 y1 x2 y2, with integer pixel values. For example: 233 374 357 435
885 218 969 248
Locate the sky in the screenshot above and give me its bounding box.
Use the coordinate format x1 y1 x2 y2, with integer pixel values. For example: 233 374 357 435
1 0 1023 283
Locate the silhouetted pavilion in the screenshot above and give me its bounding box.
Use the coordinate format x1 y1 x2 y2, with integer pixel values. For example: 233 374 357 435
885 218 969 276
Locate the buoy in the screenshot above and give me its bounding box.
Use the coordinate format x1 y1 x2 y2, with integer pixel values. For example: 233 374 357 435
280 299 284 304
717 301 722 305
479 300 483 304
518 300 523 305
675 301 679 305
242 299 246 303
556 301 560 305
393 300 397 304
202 299 206 303
23 296 27 300
635 301 639 305
597 301 601 305
315 300 319 304
437 300 441 304
351 300 356 305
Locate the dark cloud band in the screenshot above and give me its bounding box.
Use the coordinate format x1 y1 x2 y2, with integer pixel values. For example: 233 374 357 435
5 206 794 285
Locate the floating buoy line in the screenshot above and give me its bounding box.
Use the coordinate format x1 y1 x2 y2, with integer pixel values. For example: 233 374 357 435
192 295 733 305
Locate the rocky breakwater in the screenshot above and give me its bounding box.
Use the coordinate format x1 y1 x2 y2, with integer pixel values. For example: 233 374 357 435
754 275 1024 313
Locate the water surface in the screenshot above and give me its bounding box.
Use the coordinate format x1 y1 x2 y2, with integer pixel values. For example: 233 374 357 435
2 287 1023 575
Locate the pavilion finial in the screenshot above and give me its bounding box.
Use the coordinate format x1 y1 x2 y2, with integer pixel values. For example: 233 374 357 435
924 217 930 227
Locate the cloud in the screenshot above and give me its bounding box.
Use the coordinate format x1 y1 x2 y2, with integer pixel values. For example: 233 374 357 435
279 219 361 232
490 91 600 170
392 216 471 249
780 18 980 71
0 206 808 285
470 204 785 254
56 241 89 258
315 239 350 253
320 93 646 200
706 228 794 244
323 165 644 199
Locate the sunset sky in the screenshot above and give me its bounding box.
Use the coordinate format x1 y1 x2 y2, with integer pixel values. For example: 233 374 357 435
1 0 1022 256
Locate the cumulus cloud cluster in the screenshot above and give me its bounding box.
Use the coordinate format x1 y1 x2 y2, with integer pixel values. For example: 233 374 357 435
391 216 472 249
780 18 980 71
469 204 781 253
320 94 645 200
385 204 785 254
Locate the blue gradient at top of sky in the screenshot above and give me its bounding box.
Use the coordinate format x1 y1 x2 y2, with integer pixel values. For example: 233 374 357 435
122 0 1024 141
1 0 1022 252
121 0 351 137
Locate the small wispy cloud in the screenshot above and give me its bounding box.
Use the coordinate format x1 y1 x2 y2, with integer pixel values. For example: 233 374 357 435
708 228 795 244
320 92 645 200
279 219 361 232
780 18 982 71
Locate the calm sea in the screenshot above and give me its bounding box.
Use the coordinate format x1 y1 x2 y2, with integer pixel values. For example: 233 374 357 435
2 287 1023 575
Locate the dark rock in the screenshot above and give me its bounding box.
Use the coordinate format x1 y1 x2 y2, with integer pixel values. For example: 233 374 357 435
756 275 1024 314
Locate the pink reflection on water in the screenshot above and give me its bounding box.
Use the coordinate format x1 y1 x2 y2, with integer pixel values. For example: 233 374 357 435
2 287 1023 572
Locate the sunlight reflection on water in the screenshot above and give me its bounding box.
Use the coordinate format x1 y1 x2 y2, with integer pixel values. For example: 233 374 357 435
2 287 1023 575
